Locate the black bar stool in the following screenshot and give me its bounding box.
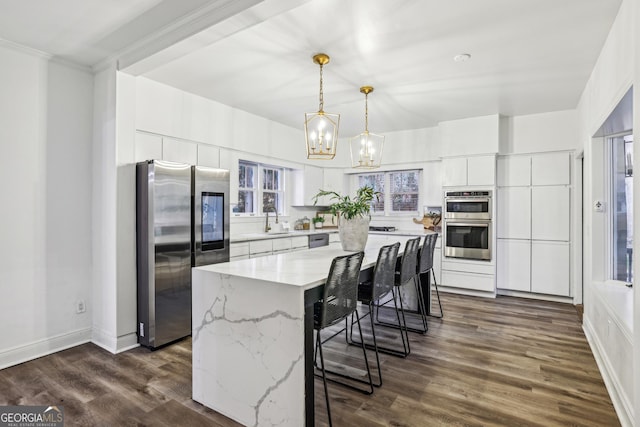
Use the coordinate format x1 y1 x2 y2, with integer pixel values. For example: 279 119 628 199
349 242 409 387
418 232 443 318
313 251 373 427
376 237 428 334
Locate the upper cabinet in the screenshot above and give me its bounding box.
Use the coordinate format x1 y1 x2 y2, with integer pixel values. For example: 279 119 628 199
292 166 345 206
531 152 571 186
442 155 495 187
497 156 531 187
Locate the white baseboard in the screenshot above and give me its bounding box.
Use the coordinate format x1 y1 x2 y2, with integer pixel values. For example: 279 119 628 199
0 328 91 370
583 317 634 427
91 329 139 354
496 289 573 304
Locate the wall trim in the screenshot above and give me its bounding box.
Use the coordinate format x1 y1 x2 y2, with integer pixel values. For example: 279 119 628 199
0 328 91 370
583 317 633 427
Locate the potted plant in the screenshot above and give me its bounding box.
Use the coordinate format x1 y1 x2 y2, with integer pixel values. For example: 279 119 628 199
312 216 325 229
313 186 379 251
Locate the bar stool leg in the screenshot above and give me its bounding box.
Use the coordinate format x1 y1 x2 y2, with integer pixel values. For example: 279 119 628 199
315 329 333 427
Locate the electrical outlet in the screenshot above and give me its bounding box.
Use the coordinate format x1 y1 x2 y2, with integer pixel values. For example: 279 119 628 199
76 299 86 314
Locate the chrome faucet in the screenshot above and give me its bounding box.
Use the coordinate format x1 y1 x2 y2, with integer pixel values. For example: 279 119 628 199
264 205 278 232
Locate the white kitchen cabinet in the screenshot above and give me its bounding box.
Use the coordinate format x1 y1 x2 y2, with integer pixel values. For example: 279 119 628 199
497 187 531 239
135 132 163 162
249 240 273 258
442 157 467 187
442 155 495 186
163 137 198 165
230 242 249 260
497 156 531 187
272 238 292 254
304 165 324 205
329 233 340 243
531 186 570 241
467 155 495 185
531 152 570 186
219 148 239 205
496 239 531 292
433 247 441 285
531 241 570 296
291 236 309 250
197 144 220 168
291 166 344 206
441 270 494 293
323 168 344 195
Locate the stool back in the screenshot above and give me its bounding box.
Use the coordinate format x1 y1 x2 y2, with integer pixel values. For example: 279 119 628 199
319 251 365 329
419 233 438 274
372 242 401 301
398 237 421 286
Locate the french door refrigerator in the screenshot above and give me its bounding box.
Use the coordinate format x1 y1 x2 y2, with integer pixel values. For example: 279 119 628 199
136 160 230 349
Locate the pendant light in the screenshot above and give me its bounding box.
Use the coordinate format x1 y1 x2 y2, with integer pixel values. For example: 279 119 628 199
350 86 384 169
305 53 340 160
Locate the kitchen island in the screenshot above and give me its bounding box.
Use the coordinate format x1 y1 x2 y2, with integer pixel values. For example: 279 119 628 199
191 233 428 426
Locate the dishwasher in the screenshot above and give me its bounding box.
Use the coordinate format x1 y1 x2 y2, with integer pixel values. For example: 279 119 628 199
308 233 329 248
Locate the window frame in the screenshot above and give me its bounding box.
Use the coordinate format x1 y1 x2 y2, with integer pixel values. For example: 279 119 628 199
607 132 634 286
235 161 286 217
355 169 421 216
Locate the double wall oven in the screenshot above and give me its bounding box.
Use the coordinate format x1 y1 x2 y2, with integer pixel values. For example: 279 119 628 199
443 190 492 261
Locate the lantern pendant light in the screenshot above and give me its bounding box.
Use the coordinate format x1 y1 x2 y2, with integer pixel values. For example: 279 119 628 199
305 53 340 160
350 86 384 169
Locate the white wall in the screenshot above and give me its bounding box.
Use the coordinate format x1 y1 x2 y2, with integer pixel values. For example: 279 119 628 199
577 0 636 425
500 110 579 154
439 114 500 157
0 43 93 368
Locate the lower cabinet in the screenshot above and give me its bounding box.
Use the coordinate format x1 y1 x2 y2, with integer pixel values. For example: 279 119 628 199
531 241 570 296
496 239 531 292
231 235 312 260
497 238 570 296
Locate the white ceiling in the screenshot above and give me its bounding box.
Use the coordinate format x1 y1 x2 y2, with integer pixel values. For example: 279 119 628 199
0 0 622 137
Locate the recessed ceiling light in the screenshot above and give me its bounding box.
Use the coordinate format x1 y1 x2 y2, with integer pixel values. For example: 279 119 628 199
454 53 471 62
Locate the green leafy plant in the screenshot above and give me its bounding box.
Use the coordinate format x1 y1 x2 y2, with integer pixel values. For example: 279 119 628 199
312 216 325 224
312 186 380 220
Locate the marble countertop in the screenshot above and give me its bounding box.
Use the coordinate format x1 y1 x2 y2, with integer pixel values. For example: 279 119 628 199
195 234 418 290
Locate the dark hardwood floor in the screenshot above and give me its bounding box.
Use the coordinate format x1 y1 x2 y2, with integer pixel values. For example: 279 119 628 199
0 293 619 426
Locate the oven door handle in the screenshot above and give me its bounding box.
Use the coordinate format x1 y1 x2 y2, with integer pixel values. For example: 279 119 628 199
445 221 490 228
445 198 490 203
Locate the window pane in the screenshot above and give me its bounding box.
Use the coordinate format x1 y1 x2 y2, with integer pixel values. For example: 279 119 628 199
246 166 254 189
239 165 246 188
390 171 419 192
392 193 419 212
359 174 385 212
612 136 633 282
235 190 254 213
263 191 279 212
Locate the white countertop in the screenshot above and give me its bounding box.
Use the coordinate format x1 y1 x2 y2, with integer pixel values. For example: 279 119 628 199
195 234 420 290
230 228 338 243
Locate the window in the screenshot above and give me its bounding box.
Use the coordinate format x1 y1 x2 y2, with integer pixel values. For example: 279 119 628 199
610 134 633 283
237 162 256 214
357 169 420 215
389 170 420 212
234 161 285 215
357 173 385 212
261 166 284 214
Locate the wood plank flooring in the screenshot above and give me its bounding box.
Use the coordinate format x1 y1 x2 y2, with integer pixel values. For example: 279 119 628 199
0 293 619 426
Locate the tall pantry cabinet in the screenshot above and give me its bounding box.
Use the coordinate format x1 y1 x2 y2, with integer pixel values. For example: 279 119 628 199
496 152 572 297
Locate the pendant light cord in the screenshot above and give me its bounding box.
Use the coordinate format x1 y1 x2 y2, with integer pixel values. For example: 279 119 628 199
364 92 369 132
318 63 324 113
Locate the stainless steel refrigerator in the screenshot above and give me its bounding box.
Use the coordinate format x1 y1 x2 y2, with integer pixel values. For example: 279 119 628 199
136 160 230 349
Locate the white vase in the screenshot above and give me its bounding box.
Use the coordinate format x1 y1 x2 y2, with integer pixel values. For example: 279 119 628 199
338 216 370 251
